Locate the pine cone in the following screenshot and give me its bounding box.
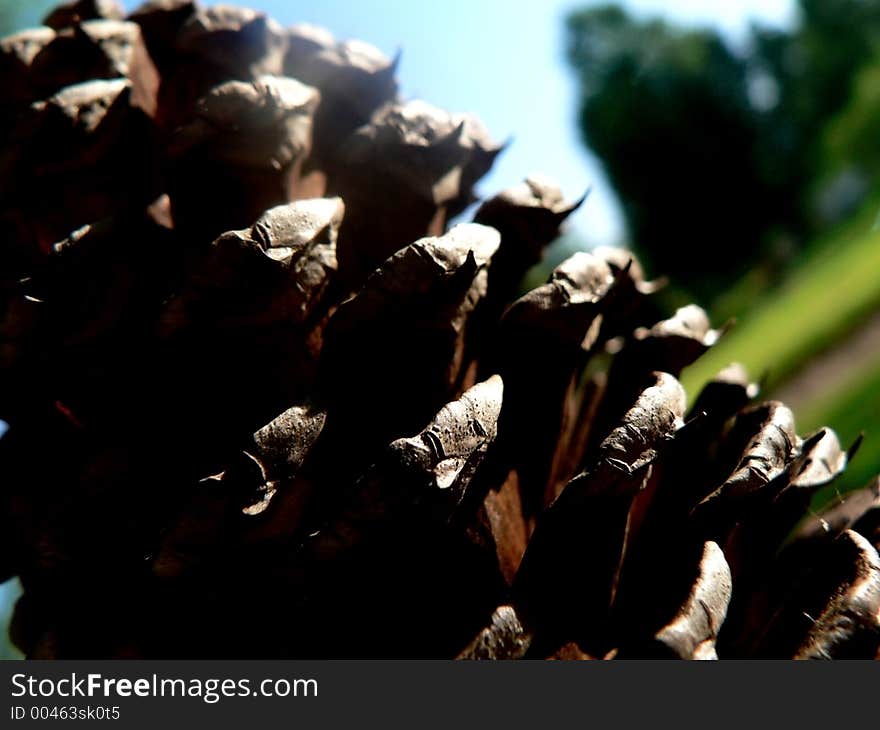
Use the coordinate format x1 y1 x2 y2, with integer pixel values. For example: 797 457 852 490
0 1 877 660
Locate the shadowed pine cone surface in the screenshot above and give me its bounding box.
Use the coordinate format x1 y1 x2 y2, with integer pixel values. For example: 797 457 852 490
0 0 878 660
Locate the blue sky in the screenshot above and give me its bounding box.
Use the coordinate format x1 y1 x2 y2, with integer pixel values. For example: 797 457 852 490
241 0 796 244
11 0 797 243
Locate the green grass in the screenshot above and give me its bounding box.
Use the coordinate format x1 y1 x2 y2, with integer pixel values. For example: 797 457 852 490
799 350 880 499
679 195 880 501
682 196 880 398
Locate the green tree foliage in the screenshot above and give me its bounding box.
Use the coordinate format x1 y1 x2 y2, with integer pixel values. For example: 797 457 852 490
566 1 880 302
815 58 880 225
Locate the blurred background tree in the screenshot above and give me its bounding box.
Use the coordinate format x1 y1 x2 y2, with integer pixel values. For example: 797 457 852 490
566 5 764 303
566 0 880 502
566 0 880 307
